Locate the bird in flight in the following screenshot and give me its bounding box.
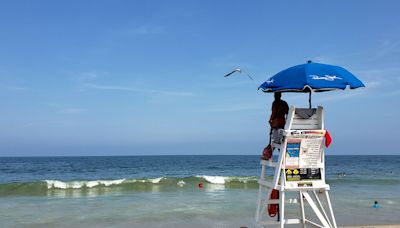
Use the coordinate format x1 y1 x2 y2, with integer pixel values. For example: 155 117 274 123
224 68 253 80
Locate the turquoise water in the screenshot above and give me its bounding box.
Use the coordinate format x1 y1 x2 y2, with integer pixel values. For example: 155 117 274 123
0 155 399 227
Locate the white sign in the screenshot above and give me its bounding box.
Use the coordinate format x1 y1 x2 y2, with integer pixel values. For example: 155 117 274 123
299 137 323 168
284 136 324 169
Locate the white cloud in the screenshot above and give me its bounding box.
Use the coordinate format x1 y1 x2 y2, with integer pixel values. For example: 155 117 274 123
114 25 167 36
313 89 366 103
46 103 62 108
312 56 336 64
46 103 86 115
205 103 265 113
85 83 194 97
59 108 86 114
208 79 257 89
210 54 257 71
132 26 166 35
354 67 400 79
79 72 98 82
5 85 28 91
382 89 400 97
368 40 400 61
363 80 382 89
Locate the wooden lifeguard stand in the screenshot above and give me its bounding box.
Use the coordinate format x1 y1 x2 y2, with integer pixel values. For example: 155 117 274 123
255 106 337 228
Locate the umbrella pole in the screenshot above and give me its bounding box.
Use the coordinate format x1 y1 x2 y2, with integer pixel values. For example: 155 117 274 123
309 91 312 109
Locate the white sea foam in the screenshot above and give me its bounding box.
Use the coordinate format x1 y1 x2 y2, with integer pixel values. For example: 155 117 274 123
45 179 126 189
200 176 226 184
149 177 163 184
387 200 396 205
43 176 256 189
177 180 185 187
198 176 258 184
45 180 68 189
228 176 257 183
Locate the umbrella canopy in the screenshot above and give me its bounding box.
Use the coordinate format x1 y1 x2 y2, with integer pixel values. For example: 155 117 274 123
258 61 365 93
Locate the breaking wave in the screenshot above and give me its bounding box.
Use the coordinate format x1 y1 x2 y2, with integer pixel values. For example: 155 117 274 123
3 175 397 197
0 176 260 196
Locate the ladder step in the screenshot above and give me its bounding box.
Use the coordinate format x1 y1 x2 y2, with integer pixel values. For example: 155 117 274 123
258 221 280 226
264 199 298 204
260 159 277 167
258 180 272 188
261 199 300 204
285 218 301 224
268 199 279 204
258 218 301 226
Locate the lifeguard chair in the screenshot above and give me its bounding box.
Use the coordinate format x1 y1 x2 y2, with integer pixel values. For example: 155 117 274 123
254 106 337 228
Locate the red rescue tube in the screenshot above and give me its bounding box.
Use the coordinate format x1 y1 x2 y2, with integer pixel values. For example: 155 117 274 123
268 189 279 217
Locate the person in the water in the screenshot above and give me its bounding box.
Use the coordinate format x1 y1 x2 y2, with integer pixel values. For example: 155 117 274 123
372 201 380 208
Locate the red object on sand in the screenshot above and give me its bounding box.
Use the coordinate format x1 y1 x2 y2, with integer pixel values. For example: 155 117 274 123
198 183 203 189
325 129 332 148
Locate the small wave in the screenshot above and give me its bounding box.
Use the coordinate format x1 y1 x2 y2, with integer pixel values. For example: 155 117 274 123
149 177 163 184
45 179 126 189
0 175 261 196
198 176 258 185
1 175 398 197
200 176 226 184
45 177 168 189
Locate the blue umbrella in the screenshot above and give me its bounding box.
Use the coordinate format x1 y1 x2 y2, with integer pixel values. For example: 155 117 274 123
258 61 365 107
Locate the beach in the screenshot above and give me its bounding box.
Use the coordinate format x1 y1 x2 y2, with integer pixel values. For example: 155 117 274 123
0 155 399 227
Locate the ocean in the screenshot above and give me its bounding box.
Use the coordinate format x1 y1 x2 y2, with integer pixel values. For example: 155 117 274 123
0 155 399 227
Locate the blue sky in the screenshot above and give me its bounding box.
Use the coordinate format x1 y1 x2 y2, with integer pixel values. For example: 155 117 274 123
1 1 399 156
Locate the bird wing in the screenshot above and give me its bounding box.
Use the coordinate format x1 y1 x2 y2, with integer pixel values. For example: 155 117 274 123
224 70 238 77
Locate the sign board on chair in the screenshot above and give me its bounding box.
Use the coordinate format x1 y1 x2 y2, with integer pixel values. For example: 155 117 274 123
255 106 337 228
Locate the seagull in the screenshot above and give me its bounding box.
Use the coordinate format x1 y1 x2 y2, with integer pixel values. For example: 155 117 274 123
224 68 253 80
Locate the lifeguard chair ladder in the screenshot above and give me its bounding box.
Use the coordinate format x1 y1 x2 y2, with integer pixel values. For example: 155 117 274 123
255 106 337 228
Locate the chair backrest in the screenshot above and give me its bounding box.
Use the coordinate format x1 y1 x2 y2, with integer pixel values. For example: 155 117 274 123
285 106 324 130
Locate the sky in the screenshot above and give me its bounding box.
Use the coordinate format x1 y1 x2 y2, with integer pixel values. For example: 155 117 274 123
0 1 399 156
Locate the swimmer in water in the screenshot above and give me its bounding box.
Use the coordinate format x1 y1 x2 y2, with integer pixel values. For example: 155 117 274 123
372 201 380 208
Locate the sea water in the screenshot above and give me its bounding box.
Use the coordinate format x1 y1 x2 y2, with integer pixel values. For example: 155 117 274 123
0 155 399 227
